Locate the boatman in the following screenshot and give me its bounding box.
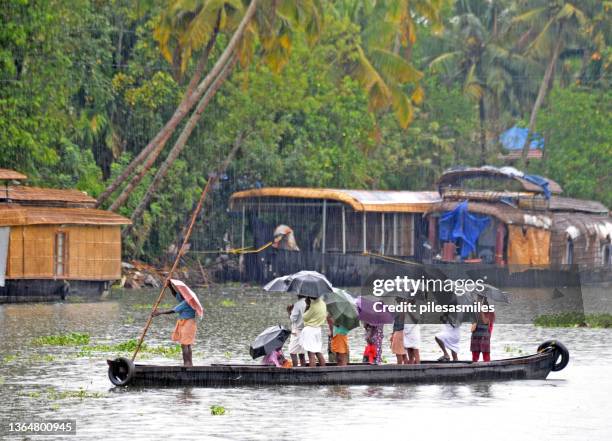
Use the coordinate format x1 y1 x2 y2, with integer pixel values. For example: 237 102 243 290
152 288 198 366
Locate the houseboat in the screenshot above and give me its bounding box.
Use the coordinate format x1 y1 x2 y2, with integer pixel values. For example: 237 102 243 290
226 167 611 287
0 169 131 302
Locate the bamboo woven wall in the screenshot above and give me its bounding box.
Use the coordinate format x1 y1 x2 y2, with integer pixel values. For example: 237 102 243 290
6 225 122 280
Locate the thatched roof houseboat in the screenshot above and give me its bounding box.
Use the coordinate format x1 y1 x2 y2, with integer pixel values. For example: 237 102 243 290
0 169 130 302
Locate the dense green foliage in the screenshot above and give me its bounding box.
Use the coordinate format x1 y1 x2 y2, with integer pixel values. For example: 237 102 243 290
1 0 610 261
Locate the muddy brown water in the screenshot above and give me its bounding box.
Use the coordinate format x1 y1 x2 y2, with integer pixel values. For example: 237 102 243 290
1 285 611 440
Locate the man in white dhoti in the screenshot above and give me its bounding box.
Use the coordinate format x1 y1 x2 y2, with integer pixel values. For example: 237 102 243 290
435 314 461 361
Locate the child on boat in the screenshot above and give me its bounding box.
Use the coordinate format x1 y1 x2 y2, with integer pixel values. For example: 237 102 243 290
328 316 350 366
363 323 384 364
261 348 291 368
471 296 495 362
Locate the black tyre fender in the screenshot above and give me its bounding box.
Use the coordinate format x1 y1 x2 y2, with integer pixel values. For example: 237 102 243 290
107 357 135 386
538 340 569 372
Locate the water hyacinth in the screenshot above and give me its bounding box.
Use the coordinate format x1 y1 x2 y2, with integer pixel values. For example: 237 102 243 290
32 333 90 346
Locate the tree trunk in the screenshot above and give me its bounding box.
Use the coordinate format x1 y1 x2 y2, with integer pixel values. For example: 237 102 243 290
107 27 222 213
124 56 238 232
520 27 563 167
478 96 486 165
96 0 259 208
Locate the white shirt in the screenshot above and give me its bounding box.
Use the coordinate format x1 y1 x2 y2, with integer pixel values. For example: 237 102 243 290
290 298 306 330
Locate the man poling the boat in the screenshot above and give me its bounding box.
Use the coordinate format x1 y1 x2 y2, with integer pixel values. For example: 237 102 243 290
151 279 203 367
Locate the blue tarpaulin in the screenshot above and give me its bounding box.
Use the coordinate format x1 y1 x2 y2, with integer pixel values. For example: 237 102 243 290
438 201 491 259
522 174 551 199
500 126 544 150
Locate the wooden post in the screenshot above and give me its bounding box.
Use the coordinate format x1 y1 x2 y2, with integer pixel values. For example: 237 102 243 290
381 213 385 255
341 205 346 254
393 213 398 255
428 215 437 250
322 200 327 254
362 212 367 253
241 205 246 250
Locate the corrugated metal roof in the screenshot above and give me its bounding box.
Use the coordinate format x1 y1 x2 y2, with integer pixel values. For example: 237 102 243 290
1 186 96 206
230 187 442 213
0 204 131 226
0 168 27 180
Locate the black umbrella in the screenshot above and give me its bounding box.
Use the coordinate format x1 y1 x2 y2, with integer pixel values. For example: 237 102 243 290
263 271 333 293
286 273 333 298
249 325 291 359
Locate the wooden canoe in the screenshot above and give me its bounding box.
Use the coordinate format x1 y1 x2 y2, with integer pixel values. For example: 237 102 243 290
108 340 568 387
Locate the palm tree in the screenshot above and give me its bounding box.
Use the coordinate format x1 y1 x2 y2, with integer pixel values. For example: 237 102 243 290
97 0 252 208
100 0 324 215
512 0 589 165
430 0 536 164
333 0 447 128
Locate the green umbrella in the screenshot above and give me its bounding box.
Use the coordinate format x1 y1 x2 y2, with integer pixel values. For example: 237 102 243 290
324 288 360 330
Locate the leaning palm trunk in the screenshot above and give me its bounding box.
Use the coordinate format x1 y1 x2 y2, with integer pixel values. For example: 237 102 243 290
124 56 238 233
520 27 563 166
103 17 224 211
97 0 259 208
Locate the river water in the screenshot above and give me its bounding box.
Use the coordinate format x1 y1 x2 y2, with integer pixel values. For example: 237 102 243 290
1 285 611 440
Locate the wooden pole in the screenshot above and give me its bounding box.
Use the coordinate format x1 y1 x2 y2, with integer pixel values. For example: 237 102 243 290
393 213 398 256
321 200 327 254
341 206 346 254
131 134 243 361
362 212 367 253
381 213 385 255
241 205 246 250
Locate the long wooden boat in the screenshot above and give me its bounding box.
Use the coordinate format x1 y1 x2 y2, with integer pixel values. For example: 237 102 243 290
108 340 568 387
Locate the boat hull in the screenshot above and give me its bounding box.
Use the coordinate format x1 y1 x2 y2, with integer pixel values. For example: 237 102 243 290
122 351 556 388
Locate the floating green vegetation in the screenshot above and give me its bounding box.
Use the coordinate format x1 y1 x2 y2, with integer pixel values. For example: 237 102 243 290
24 387 106 401
77 339 181 357
2 354 17 363
132 303 173 310
534 312 612 328
124 315 135 324
0 377 5 386
504 345 525 355
210 405 226 415
66 296 86 303
219 299 237 308
30 354 56 363
223 351 232 359
32 332 90 346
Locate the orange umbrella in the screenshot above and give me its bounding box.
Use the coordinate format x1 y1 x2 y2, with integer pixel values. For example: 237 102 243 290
169 279 203 318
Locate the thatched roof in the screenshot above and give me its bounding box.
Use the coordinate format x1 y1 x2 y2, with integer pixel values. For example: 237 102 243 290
438 166 563 194
229 187 442 213
0 204 131 226
0 168 27 181
0 186 96 207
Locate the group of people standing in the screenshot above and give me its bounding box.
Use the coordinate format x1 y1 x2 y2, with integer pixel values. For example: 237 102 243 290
272 294 495 368
434 296 496 362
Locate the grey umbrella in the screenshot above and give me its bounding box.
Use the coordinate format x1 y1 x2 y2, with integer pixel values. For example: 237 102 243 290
263 271 333 298
249 325 291 359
